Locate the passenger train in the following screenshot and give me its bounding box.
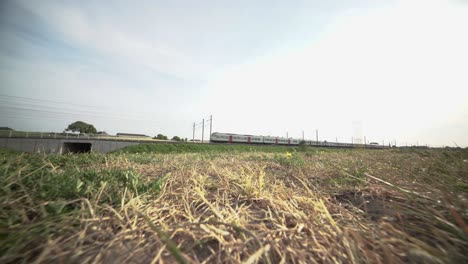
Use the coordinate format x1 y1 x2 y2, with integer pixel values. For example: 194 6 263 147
210 132 387 149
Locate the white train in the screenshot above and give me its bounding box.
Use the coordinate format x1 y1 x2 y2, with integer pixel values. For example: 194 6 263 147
210 132 387 149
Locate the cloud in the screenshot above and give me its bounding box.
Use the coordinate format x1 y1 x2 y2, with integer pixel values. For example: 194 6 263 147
202 0 468 145
13 0 210 82
1 0 467 145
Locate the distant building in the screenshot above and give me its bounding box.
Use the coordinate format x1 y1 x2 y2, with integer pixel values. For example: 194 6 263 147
116 133 150 138
0 127 14 131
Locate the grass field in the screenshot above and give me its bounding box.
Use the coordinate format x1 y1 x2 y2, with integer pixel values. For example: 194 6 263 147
116 142 311 154
1 146 467 263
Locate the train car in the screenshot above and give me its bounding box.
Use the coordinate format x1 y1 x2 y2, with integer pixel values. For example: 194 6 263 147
211 132 389 149
210 132 230 142
291 139 300 145
231 134 248 143
262 136 275 144
277 137 293 145
311 141 323 147
250 135 264 144
366 143 384 149
211 132 263 144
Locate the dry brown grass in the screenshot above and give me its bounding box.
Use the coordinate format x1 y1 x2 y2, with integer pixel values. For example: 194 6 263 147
1 148 467 263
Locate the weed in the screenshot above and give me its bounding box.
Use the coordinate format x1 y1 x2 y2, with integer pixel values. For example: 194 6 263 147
273 152 306 167
116 143 314 154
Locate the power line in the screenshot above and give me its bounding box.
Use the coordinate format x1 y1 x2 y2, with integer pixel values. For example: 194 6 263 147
0 105 161 122
0 94 103 109
0 94 162 119
0 94 170 122
0 101 157 121
0 98 125 116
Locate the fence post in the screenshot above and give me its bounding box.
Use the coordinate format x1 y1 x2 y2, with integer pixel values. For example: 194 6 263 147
9 130 12 138
26 131 29 138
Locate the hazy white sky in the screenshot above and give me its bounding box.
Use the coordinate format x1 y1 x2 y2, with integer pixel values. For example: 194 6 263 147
1 0 467 147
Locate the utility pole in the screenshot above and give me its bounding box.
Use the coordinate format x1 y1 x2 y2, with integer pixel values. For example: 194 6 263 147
364 136 367 146
336 137 338 143
351 137 353 145
302 131 304 141
193 123 195 143
316 129 318 143
287 132 288 138
209 115 213 139
202 119 205 143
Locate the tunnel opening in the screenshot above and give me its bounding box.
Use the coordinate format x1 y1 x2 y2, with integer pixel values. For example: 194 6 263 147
63 142 92 154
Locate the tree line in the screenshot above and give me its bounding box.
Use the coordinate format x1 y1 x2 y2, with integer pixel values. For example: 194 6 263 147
65 121 187 141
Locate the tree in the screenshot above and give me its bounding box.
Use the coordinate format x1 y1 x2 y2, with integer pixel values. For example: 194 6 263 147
65 121 97 134
155 134 168 140
171 136 181 141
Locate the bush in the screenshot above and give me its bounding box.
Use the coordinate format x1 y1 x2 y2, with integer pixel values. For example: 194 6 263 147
154 134 168 140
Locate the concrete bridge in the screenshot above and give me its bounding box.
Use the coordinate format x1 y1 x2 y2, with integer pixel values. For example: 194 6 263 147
0 137 143 154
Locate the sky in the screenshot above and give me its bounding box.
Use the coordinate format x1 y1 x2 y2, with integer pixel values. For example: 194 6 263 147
0 0 467 147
